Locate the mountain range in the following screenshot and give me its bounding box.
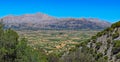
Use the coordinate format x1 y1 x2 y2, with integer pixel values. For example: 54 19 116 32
0 13 111 30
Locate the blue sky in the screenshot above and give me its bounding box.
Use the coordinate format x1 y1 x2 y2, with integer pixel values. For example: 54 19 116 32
0 0 120 23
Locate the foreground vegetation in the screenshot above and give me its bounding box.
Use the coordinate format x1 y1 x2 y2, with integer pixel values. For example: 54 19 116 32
0 23 48 62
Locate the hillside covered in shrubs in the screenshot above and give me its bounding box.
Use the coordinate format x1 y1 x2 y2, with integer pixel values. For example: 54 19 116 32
61 21 120 62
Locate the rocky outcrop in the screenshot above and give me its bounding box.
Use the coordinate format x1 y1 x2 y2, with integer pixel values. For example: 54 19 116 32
87 21 120 62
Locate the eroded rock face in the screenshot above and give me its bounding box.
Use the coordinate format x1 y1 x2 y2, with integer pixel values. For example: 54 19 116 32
88 22 120 62
0 13 111 30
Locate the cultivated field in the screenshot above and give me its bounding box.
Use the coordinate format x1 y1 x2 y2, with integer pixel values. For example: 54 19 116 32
17 30 99 55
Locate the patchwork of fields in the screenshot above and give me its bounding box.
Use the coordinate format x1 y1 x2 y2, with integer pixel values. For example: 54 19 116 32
17 30 99 55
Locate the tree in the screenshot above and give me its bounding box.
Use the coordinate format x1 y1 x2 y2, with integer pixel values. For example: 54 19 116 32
0 22 47 62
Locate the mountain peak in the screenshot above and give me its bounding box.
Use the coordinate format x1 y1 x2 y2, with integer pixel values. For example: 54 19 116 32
1 13 111 30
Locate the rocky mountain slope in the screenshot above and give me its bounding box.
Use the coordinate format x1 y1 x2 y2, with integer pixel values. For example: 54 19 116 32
85 21 120 62
49 18 110 30
0 13 111 30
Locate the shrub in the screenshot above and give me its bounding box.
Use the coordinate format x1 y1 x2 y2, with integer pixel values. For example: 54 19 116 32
112 47 120 54
96 32 103 37
91 36 97 40
112 40 120 54
112 32 119 39
107 39 111 44
104 56 108 60
113 40 120 47
97 57 108 62
79 41 88 47
95 53 103 60
111 21 120 28
116 52 120 59
96 42 102 50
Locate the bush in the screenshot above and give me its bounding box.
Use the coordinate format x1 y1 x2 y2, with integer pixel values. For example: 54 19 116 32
95 53 103 60
104 56 108 60
105 27 113 32
79 41 88 47
96 42 102 50
111 21 120 28
107 39 111 44
97 57 108 62
112 32 119 39
112 40 120 54
91 36 97 40
96 32 103 37
116 52 120 59
113 40 120 47
112 47 120 54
